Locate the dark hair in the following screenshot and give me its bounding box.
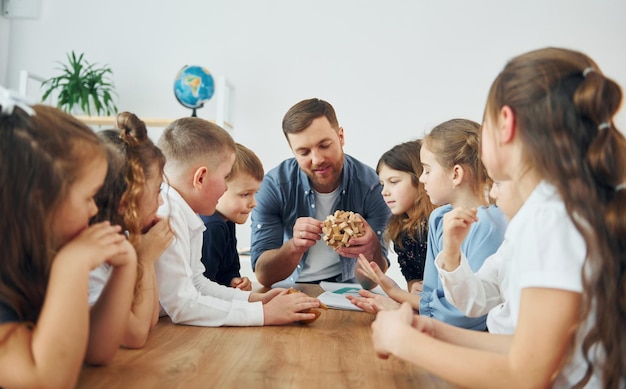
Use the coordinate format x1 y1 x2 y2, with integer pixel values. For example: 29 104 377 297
230 143 264 182
157 117 235 172
282 98 339 139
0 104 104 322
377 140 434 248
485 47 626 388
423 118 492 202
92 112 166 301
93 132 126 228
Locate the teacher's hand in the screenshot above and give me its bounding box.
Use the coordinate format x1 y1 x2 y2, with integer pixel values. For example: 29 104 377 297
292 216 323 249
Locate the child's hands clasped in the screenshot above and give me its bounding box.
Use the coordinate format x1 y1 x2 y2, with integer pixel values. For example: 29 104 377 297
136 217 174 264
105 239 137 267
56 221 130 270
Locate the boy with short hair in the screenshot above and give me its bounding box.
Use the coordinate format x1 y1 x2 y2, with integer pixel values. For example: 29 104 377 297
155 118 319 327
200 143 264 291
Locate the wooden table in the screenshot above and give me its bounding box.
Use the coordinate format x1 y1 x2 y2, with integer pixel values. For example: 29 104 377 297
77 284 456 388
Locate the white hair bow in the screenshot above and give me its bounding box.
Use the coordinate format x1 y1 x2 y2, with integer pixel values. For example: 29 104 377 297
0 86 35 116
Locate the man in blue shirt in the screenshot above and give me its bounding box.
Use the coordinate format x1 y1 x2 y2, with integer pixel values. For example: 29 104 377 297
250 98 391 288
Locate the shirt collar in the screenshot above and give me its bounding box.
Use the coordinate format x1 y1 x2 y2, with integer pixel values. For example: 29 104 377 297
160 184 205 232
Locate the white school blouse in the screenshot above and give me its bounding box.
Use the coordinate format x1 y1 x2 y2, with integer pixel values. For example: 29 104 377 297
436 181 585 333
155 185 264 326
436 181 602 386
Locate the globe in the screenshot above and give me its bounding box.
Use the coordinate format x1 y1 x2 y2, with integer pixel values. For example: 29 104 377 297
173 65 215 117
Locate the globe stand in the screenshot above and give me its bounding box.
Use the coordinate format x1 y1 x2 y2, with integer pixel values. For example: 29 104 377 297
174 65 214 119
190 102 204 118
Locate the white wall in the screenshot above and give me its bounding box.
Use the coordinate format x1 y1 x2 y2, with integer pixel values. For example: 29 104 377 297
3 0 626 264
0 15 9 85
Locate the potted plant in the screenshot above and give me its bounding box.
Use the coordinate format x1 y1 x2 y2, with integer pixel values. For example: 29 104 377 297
41 51 118 117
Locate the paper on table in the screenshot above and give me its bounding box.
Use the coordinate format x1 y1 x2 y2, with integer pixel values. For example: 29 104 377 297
318 282 386 311
319 281 385 294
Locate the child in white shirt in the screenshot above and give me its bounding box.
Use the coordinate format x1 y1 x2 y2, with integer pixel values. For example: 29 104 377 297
155 117 320 326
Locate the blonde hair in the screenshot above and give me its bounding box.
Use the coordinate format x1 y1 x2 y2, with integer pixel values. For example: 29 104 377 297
230 143 264 182
423 118 492 203
157 117 236 174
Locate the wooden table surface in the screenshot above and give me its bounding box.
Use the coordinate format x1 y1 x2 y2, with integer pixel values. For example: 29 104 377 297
77 284 456 388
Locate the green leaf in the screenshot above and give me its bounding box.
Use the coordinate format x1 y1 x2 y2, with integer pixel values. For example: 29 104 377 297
41 50 117 116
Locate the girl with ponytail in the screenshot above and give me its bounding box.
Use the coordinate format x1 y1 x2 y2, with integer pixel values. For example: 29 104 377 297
89 112 174 349
369 47 626 388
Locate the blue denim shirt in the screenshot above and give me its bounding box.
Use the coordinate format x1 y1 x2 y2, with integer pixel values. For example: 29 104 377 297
250 154 391 285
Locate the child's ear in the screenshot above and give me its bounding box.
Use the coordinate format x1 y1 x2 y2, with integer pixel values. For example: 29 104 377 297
500 105 516 144
193 166 208 189
451 164 465 188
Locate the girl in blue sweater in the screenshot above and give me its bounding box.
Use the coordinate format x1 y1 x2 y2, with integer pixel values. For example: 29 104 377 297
353 119 507 330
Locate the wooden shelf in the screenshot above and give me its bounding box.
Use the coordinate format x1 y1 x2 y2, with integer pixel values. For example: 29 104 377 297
74 115 233 130
74 115 173 128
